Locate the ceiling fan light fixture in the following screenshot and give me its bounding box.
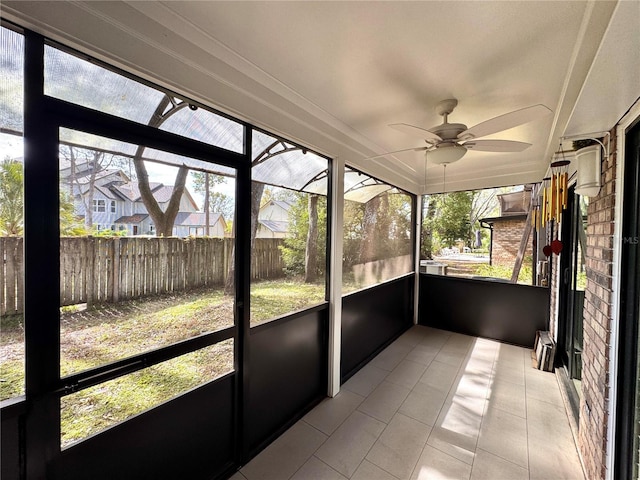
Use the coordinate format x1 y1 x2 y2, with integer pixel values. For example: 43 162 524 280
428 143 467 165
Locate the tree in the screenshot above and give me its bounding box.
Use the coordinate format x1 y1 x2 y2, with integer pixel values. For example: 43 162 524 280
0 158 23 235
59 192 88 236
279 192 327 280
191 171 234 229
305 195 319 282
133 95 191 237
432 191 473 248
421 195 436 259
343 200 365 268
0 157 87 236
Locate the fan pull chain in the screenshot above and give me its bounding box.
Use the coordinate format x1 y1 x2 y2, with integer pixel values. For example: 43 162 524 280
442 164 447 193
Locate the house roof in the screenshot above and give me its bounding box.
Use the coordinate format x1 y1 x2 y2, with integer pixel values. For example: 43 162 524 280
174 212 224 227
114 213 149 224
261 199 291 212
94 184 117 200
258 220 288 234
479 214 528 225
110 181 197 210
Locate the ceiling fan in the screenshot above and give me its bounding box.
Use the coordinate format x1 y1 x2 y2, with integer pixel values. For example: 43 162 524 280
367 99 552 165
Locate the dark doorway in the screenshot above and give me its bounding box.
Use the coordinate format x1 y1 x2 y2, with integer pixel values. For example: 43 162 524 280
557 185 587 418
615 117 640 480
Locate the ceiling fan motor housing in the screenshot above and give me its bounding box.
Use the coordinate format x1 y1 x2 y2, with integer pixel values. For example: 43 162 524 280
429 122 468 141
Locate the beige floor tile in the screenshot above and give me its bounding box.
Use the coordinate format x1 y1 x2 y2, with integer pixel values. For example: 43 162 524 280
314 410 386 478
396 328 430 348
419 332 450 350
434 350 466 368
241 421 327 480
241 328 585 480
470 449 528 480
493 342 525 362
527 398 584 480
303 389 365 435
410 445 472 480
343 363 389 397
485 378 526 418
525 368 564 406
418 360 460 393
358 381 411 423
427 398 485 465
446 371 492 404
399 382 448 427
477 405 528 468
370 343 413 371
405 345 438 366
385 359 428 390
352 460 400 480
492 362 525 386
366 412 432 480
290 456 348 480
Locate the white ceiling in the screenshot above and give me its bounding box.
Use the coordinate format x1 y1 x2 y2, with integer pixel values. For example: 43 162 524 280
4 1 637 194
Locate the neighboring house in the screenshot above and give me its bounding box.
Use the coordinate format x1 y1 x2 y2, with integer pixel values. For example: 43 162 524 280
111 181 198 235
479 188 534 267
172 212 227 237
256 199 291 238
60 165 223 236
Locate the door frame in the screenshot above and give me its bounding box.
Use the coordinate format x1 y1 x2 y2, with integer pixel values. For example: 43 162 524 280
612 112 640 480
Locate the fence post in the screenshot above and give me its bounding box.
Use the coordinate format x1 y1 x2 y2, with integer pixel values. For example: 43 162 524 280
86 236 94 307
112 237 120 303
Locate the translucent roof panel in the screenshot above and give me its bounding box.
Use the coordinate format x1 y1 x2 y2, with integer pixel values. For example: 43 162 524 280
59 128 236 178
252 130 328 194
0 27 24 134
45 45 244 154
45 46 164 125
159 106 242 154
343 168 394 203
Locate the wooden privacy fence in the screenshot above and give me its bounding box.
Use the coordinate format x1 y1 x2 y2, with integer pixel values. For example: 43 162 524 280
1 237 285 315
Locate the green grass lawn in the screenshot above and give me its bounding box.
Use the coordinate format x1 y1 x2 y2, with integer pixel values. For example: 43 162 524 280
0 279 326 447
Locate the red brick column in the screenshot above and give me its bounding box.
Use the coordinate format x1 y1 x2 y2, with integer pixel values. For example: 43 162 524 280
577 127 617 480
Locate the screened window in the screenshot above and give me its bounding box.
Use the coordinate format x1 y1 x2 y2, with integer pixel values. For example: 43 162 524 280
0 26 24 402
57 127 237 446
342 168 414 293
249 130 329 326
58 128 237 374
420 185 536 285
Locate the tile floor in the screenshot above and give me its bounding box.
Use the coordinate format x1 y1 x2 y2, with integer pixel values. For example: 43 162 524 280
232 326 585 480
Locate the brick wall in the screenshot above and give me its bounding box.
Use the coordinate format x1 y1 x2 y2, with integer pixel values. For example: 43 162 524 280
578 129 616 479
491 217 534 267
549 127 617 480
577 127 617 480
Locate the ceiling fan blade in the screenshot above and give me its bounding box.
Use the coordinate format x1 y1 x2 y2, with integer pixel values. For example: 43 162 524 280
363 146 428 160
458 104 552 140
463 139 532 152
389 123 442 142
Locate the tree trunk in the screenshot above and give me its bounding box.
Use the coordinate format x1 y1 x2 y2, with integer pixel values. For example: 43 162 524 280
304 194 318 283
423 196 436 259
359 196 380 264
132 94 190 237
